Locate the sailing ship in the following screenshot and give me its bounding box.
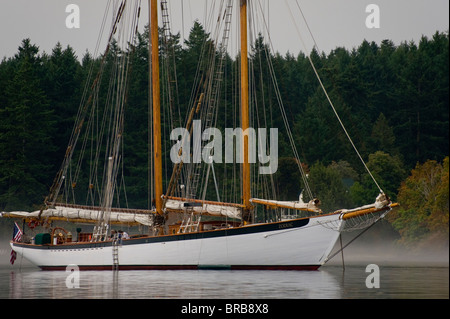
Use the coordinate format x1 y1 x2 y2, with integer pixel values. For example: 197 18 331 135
4 0 398 270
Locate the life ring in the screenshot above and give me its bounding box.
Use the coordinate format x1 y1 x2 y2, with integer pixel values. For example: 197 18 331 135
28 219 39 229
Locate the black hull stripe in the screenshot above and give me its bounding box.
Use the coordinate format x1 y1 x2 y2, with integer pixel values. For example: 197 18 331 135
39 264 320 271
13 218 310 250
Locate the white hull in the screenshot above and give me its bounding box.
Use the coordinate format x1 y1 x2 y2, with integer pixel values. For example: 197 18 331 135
11 214 345 271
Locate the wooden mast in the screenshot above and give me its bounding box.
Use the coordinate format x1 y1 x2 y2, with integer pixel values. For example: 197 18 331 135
150 0 164 216
240 0 252 221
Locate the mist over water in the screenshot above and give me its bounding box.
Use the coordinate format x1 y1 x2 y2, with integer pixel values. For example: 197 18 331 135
326 234 449 268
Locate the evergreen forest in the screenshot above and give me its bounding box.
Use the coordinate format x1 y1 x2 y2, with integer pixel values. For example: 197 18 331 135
0 23 448 246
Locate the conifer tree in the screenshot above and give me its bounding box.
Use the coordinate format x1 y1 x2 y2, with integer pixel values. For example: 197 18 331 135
0 39 55 210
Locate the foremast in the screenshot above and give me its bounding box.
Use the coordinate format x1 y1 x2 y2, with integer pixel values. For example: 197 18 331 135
240 0 252 223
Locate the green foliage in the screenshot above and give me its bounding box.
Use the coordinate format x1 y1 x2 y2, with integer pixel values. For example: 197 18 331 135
388 157 449 244
350 151 407 205
0 39 56 211
308 162 353 212
273 157 302 201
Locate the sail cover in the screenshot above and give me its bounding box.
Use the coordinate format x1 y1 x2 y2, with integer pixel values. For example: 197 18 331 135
2 205 155 226
164 199 242 220
250 198 322 213
2 200 242 224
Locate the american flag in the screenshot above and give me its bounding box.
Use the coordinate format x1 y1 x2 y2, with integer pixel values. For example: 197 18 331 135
10 222 23 265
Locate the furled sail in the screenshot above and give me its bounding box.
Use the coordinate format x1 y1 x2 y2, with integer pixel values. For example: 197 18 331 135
339 193 392 219
1 204 155 226
2 198 243 225
164 197 242 220
249 198 322 213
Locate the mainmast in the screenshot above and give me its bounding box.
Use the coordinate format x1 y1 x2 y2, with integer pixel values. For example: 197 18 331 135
150 0 164 216
240 0 252 221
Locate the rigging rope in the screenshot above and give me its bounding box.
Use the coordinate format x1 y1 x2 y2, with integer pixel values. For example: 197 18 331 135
252 0 314 201
180 0 234 201
285 0 384 195
324 216 382 264
48 0 143 214
248 2 278 204
46 0 115 206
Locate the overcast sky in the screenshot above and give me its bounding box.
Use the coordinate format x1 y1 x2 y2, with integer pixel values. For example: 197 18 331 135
0 0 448 60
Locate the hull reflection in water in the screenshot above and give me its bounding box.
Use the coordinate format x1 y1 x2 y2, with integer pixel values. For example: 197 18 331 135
3 266 448 299
5 268 341 299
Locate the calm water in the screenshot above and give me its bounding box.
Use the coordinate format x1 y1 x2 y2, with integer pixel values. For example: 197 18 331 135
1 264 447 299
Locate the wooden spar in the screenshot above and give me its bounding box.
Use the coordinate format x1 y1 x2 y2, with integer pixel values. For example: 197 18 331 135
150 0 164 216
341 202 399 220
240 0 252 218
249 198 319 213
164 196 245 209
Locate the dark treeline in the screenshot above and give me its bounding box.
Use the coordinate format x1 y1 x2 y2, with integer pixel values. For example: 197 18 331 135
0 24 448 242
